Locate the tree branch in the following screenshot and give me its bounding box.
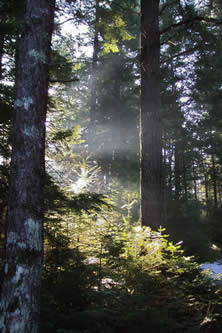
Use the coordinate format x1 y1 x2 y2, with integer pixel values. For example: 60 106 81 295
160 1 178 16
49 78 79 83
161 47 199 64
49 59 91 66
161 16 222 35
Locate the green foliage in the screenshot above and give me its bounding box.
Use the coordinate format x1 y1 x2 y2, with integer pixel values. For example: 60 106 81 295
67 192 113 214
41 213 222 332
42 247 95 311
50 50 77 83
98 11 134 55
51 125 84 145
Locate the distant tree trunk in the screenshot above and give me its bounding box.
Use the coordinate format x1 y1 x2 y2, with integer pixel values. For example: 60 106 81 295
211 154 218 208
0 18 5 79
205 174 209 202
193 164 197 201
218 182 222 205
140 0 162 229
88 0 99 156
168 142 173 198
162 138 168 223
0 1 55 332
204 173 210 216
112 66 125 181
182 156 188 201
174 142 181 200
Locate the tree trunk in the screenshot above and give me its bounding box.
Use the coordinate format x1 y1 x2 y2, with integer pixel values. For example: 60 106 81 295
193 164 197 201
212 154 218 208
168 142 173 198
140 0 162 229
0 1 55 332
182 155 188 201
174 142 181 200
112 66 125 181
0 17 5 80
88 0 99 156
205 174 209 202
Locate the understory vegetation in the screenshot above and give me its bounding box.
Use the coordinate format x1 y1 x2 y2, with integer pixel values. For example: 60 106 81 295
40 193 222 333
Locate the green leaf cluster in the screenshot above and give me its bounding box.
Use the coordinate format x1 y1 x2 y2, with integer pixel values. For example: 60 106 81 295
99 13 134 55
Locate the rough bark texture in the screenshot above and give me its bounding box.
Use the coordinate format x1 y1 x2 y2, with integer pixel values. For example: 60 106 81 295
140 0 162 229
0 1 55 332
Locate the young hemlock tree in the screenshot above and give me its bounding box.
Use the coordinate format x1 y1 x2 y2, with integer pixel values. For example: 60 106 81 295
0 0 55 332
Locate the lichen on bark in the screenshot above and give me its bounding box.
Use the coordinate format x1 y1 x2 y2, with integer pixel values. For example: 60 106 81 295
15 97 33 110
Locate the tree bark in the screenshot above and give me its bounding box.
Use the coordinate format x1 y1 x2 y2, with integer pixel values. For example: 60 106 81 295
0 1 55 332
140 0 162 229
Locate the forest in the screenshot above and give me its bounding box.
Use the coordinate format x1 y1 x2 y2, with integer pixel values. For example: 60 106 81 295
1 0 222 332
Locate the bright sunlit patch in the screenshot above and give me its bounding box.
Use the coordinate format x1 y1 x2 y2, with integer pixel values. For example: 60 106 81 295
211 244 220 251
59 19 93 57
69 166 90 193
70 177 88 193
134 225 142 233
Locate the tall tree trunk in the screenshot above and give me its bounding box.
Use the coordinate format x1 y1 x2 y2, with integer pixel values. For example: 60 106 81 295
0 1 55 332
88 0 99 156
140 0 162 229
